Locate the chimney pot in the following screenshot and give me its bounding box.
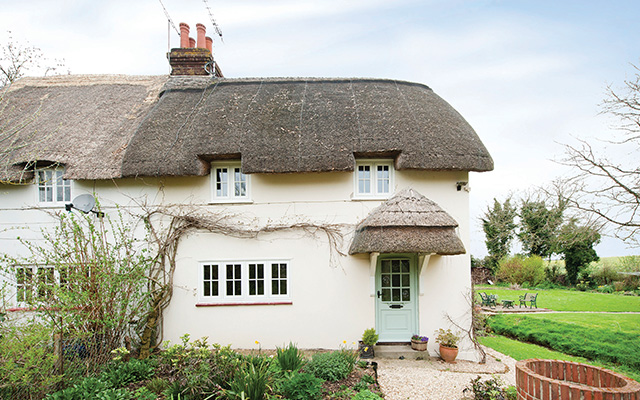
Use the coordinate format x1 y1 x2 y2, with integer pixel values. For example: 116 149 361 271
189 37 196 48
205 36 213 52
196 23 207 49
179 23 190 48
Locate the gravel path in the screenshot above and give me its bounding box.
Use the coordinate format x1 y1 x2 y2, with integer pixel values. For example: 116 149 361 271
376 346 517 400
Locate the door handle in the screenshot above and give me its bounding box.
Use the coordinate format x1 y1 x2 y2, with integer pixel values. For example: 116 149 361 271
377 291 382 298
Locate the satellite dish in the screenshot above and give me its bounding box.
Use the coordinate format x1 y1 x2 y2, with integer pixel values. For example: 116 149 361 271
64 194 104 217
72 194 96 213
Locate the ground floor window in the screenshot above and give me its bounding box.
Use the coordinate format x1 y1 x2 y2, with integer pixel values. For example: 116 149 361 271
15 265 56 303
199 260 290 304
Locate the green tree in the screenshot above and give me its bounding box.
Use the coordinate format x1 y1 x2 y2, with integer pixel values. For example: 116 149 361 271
518 199 564 259
481 197 517 272
557 219 601 285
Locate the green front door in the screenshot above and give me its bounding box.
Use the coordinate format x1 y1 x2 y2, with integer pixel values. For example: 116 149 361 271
375 256 418 342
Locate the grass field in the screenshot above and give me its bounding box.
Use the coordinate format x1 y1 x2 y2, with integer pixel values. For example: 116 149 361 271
479 335 640 382
477 286 640 382
475 286 640 312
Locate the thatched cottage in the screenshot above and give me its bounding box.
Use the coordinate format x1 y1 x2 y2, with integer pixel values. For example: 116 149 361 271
0 24 492 360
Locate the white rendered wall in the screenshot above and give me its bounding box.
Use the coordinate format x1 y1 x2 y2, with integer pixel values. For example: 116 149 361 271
0 168 477 359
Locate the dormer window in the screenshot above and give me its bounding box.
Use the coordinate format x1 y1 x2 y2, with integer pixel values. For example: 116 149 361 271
354 160 394 199
211 162 250 202
36 168 71 204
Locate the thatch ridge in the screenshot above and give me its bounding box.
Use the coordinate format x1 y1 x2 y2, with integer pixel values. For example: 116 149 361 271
122 76 493 177
349 187 466 255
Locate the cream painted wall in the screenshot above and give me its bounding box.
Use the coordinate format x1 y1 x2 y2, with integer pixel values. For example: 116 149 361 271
0 167 478 359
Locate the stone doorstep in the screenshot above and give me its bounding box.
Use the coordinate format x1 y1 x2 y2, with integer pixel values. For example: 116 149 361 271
373 343 430 360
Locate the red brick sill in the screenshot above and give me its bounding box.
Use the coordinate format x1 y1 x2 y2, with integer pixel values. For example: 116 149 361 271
196 301 293 307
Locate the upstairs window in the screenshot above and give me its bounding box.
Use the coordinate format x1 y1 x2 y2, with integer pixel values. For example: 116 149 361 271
37 168 71 203
211 162 250 202
354 160 394 199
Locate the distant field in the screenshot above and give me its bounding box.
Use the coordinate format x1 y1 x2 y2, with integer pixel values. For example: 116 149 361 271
475 286 640 312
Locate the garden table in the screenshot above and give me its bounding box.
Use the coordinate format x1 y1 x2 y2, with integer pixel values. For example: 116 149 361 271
501 300 515 309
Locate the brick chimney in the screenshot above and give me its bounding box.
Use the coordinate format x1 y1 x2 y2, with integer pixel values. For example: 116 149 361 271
168 22 223 77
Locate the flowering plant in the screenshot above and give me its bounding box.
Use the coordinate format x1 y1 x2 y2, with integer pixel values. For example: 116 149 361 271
411 334 429 343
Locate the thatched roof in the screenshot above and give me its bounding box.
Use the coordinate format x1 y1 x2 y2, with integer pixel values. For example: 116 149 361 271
1 75 493 181
121 77 493 177
349 187 466 255
0 75 167 181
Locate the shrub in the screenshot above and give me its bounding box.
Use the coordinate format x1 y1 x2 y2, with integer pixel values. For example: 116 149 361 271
101 358 155 388
276 342 305 372
361 328 379 346
496 255 545 286
463 376 514 400
591 264 621 285
305 351 355 381
227 358 272 400
281 372 323 400
45 377 133 400
352 390 384 400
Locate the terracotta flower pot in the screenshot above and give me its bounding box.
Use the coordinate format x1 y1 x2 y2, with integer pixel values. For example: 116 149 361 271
439 344 458 363
411 339 428 351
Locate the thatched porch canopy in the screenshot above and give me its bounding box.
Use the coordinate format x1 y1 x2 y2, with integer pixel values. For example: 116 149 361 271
121 77 493 177
349 187 466 255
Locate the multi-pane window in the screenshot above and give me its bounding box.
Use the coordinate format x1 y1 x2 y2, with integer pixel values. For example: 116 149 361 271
37 168 71 203
200 260 290 303
271 263 287 295
380 259 411 303
15 265 56 303
354 160 393 198
212 162 249 201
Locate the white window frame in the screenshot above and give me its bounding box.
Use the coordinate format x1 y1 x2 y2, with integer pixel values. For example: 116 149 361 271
36 167 72 204
14 265 58 305
210 162 251 203
353 159 394 199
198 259 291 305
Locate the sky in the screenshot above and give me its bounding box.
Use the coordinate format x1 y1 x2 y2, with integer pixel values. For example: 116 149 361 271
1 0 639 258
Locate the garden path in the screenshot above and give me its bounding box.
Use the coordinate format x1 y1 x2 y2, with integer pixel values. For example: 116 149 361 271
376 346 516 400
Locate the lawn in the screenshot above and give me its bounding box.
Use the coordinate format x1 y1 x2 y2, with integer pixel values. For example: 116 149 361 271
475 285 640 312
479 335 640 383
476 286 640 383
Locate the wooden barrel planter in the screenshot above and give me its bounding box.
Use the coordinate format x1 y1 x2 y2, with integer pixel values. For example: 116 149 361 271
516 359 640 400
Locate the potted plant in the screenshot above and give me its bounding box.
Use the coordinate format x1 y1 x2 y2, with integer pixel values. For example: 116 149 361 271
359 328 378 359
435 328 461 363
410 334 429 351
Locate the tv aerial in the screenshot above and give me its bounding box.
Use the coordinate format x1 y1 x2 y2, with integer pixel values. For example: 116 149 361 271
65 194 105 217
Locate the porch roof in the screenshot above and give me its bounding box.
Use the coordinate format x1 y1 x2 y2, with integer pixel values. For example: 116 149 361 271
348 187 466 255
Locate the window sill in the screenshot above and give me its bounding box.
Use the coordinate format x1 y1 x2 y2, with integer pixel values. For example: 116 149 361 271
196 301 292 307
208 199 254 205
351 195 392 201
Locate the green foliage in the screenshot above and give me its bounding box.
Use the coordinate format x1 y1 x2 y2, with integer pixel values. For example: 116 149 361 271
352 390 383 400
463 376 514 400
434 328 461 348
281 372 323 400
276 342 305 372
558 219 600 285
481 198 517 272
361 328 378 346
44 376 149 400
0 319 63 399
227 359 271 400
101 358 155 388
496 255 545 286
518 199 564 258
146 377 170 395
306 351 355 382
486 314 640 371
